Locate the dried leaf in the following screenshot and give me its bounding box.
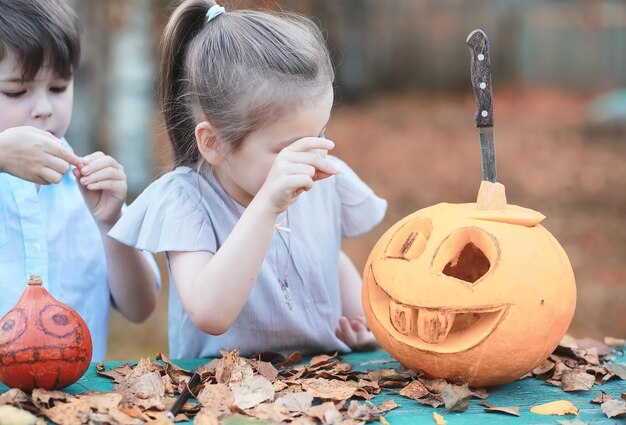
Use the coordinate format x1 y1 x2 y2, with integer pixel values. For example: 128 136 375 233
419 377 447 394
470 388 489 400
417 394 444 408
308 353 337 368
116 371 165 398
216 350 246 384
601 399 626 418
479 401 520 416
374 400 399 414
532 359 556 376
440 383 472 412
561 371 595 391
31 389 70 407
194 406 230 425
0 388 30 406
346 400 379 421
42 397 93 425
604 363 626 379
275 391 313 413
230 375 275 410
306 401 340 423
576 338 612 356
604 336 625 347
300 378 357 401
399 380 430 400
530 400 579 416
433 411 447 425
275 351 302 368
0 405 37 425
197 383 233 408
244 402 291 423
590 391 614 404
251 360 279 382
156 352 193 385
96 362 134 383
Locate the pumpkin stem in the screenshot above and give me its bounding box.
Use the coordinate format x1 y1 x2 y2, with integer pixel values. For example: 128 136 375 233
476 180 507 210
28 275 43 286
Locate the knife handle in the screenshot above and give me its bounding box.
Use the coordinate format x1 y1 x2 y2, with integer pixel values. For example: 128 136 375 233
466 29 493 128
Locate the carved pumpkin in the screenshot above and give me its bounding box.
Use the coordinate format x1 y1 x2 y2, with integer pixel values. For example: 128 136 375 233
362 182 576 387
0 275 92 390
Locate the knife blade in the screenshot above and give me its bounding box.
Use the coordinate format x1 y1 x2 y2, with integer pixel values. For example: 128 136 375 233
466 29 497 183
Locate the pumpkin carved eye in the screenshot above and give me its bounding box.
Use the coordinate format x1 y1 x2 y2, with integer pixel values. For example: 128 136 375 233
433 227 499 284
385 217 432 260
0 309 27 347
38 305 81 339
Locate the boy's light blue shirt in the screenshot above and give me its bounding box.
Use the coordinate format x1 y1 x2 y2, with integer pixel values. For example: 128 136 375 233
0 139 160 361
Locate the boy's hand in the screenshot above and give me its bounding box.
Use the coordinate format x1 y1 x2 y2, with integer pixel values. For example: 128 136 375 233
255 138 338 215
73 151 126 228
335 315 380 352
0 126 81 184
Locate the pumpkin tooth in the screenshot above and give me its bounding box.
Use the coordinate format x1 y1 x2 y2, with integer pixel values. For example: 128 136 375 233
416 309 455 344
389 299 414 335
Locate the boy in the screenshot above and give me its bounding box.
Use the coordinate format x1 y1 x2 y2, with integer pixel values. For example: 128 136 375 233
0 0 159 361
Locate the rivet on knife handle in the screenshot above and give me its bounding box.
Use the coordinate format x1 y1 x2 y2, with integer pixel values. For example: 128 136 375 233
466 29 493 128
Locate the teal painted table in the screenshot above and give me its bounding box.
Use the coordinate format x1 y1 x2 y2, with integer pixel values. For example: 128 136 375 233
2 350 625 424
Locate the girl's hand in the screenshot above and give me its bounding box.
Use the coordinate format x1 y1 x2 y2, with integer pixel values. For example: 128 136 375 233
0 126 81 184
336 316 380 352
254 137 338 215
73 151 126 227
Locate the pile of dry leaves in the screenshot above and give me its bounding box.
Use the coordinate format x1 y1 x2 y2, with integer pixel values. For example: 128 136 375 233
0 335 623 424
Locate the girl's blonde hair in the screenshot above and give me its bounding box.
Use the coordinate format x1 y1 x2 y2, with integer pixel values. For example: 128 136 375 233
159 0 334 167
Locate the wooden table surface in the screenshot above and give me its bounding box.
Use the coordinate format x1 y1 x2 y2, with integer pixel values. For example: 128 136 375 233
3 349 622 424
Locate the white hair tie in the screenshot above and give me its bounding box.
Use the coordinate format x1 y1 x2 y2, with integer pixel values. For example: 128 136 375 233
206 4 225 23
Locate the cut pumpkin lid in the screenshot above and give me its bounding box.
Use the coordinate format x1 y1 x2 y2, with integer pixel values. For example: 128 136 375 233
469 204 546 227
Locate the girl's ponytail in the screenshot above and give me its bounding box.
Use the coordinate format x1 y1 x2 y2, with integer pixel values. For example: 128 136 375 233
159 0 215 165
159 1 334 168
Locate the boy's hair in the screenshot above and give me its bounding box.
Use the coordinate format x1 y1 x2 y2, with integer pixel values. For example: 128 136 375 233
0 0 80 81
160 0 334 168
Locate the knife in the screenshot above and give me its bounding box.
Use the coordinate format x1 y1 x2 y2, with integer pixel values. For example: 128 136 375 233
466 29 497 183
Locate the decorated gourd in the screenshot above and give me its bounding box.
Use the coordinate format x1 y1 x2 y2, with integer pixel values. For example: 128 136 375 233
362 182 576 386
361 30 576 387
0 275 92 390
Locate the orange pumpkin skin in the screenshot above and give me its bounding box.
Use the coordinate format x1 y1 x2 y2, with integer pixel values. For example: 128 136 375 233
362 196 576 387
0 276 92 390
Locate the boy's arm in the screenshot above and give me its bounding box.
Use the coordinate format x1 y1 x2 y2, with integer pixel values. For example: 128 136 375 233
0 126 81 183
73 151 158 322
99 221 158 323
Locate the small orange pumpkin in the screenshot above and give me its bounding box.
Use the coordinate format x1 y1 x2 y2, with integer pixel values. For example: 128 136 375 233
0 275 92 390
362 182 576 387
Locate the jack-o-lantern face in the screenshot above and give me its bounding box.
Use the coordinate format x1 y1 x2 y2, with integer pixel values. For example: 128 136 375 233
0 276 92 390
363 200 576 387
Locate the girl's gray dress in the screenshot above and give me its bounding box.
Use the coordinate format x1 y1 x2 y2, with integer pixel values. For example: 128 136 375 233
109 156 386 359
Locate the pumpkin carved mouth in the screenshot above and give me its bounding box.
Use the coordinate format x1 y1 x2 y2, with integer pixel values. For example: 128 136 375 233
367 271 509 353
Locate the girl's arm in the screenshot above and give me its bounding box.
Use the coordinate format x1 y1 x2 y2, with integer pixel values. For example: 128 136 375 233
168 200 276 334
168 137 337 335
336 250 379 351
74 151 158 322
338 250 366 319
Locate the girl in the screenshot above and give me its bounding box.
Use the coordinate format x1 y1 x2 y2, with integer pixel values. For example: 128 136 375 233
110 0 386 358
